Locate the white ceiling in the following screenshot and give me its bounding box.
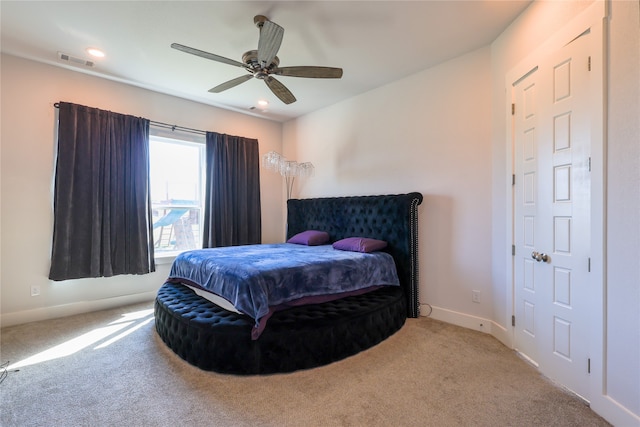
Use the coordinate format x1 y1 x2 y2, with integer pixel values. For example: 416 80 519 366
1 1 531 122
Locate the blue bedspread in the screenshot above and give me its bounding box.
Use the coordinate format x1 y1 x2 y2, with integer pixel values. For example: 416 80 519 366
168 243 400 336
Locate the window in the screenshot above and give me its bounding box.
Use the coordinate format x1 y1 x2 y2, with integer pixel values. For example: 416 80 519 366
149 134 205 257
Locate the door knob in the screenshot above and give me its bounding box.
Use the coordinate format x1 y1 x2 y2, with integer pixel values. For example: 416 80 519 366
531 251 549 263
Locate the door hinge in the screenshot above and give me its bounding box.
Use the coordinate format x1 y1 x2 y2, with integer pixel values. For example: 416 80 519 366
511 103 515 115
588 358 591 374
588 257 591 272
588 157 592 172
588 56 591 71
512 174 516 185
512 315 516 327
512 245 516 256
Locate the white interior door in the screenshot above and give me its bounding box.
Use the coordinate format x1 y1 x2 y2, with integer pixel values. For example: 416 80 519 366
513 30 592 400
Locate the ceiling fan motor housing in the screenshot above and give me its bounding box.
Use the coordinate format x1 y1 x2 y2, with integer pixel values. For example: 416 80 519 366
242 50 280 74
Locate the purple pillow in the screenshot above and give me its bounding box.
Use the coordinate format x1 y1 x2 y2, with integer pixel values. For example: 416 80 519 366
287 230 330 246
332 237 388 253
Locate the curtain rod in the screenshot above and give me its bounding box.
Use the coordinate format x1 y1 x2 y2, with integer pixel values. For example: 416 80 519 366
148 121 207 136
53 102 207 136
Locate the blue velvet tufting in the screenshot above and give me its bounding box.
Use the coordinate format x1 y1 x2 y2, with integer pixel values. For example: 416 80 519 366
155 281 406 374
287 192 422 317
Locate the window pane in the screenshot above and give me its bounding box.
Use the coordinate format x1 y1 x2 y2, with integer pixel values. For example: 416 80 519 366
149 136 204 256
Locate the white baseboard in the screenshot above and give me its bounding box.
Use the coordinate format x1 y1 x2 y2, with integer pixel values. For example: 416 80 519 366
1 291 157 328
591 394 640 427
420 304 513 348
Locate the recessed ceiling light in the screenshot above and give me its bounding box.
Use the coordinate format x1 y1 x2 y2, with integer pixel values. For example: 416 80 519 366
86 48 105 58
257 99 269 107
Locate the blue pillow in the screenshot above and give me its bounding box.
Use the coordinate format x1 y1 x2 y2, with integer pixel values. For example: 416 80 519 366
333 237 388 253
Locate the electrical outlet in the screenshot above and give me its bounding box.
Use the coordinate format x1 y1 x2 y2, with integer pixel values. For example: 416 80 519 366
472 290 480 303
31 285 41 297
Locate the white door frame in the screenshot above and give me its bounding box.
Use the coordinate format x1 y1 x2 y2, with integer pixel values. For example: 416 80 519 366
504 0 606 414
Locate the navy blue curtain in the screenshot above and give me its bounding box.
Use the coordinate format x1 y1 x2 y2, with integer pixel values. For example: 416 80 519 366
202 132 261 247
49 102 155 280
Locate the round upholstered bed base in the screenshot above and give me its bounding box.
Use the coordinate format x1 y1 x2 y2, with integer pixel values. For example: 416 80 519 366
155 281 406 375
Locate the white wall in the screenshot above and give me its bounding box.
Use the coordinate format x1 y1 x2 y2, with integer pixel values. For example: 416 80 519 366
603 0 640 421
0 54 284 326
283 46 495 330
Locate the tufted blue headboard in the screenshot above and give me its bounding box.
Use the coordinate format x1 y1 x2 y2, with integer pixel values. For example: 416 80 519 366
287 192 423 318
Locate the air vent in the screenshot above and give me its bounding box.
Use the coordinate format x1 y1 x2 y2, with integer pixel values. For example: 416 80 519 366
58 52 94 67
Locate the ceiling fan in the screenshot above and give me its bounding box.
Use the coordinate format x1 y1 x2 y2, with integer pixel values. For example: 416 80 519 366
171 15 343 105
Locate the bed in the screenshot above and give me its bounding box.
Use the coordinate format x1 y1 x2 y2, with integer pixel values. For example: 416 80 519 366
154 192 423 374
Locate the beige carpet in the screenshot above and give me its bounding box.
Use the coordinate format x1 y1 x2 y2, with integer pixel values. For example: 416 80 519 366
0 302 609 426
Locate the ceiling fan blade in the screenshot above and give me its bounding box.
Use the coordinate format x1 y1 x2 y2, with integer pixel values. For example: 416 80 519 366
171 43 246 69
274 66 343 79
257 20 284 67
264 76 296 104
208 74 254 93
